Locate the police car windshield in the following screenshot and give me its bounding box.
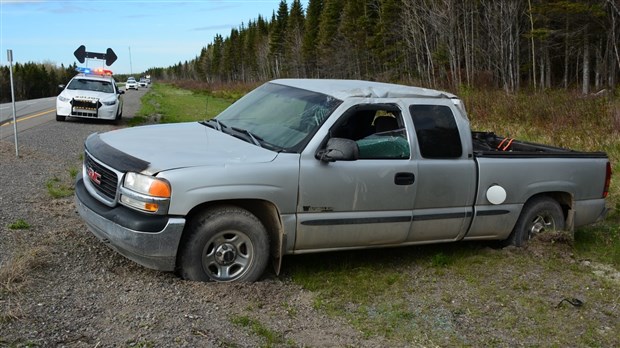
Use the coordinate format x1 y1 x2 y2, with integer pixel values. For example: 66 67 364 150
67 79 114 93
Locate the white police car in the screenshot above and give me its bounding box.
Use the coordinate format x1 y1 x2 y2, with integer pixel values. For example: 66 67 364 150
56 67 124 123
125 77 138 90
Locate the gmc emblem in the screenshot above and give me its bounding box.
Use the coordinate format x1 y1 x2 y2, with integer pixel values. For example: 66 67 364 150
87 167 102 185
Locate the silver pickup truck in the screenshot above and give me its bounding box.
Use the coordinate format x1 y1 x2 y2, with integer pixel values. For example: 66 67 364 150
75 79 612 282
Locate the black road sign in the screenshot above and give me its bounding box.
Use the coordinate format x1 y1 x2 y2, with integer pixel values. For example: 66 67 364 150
105 48 117 66
73 45 117 66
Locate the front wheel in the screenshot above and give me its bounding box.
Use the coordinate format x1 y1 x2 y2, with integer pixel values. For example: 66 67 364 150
114 107 123 124
505 196 565 247
177 206 270 282
56 114 66 122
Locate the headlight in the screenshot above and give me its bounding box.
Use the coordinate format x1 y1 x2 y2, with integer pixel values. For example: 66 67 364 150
120 172 171 213
101 99 117 106
58 95 70 102
124 172 170 197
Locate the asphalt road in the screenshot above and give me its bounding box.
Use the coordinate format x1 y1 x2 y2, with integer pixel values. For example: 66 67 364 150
0 87 147 142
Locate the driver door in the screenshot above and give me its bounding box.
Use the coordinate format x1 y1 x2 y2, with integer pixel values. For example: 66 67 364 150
295 104 417 251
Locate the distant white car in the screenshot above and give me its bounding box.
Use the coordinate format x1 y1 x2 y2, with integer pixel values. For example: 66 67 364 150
139 78 148 88
126 78 138 90
56 69 124 123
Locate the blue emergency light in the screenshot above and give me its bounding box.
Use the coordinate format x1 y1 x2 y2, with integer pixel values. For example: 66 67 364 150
76 67 92 74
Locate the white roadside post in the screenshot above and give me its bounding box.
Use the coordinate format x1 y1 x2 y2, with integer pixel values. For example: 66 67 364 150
7 49 19 157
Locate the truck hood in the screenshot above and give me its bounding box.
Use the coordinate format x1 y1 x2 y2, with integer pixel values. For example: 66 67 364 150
86 122 278 174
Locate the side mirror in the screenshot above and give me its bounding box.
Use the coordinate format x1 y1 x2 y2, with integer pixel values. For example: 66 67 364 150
317 138 359 162
58 84 65 90
118 90 125 95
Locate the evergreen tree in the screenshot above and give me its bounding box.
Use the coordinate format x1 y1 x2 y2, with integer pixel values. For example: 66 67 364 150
373 0 405 80
302 0 323 77
337 0 372 78
211 34 224 81
285 0 306 77
269 1 289 77
317 0 345 77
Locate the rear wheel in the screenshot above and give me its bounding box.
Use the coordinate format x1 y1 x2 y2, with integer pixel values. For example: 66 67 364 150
505 196 565 247
177 206 270 282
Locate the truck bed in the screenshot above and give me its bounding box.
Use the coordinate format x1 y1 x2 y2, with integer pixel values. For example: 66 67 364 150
472 131 608 158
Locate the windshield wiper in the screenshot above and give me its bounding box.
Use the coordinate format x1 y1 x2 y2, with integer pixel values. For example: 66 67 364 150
213 119 226 131
201 120 263 147
232 126 263 147
201 119 227 131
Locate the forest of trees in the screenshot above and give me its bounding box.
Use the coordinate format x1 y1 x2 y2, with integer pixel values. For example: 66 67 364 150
2 0 619 103
149 0 620 94
0 62 77 103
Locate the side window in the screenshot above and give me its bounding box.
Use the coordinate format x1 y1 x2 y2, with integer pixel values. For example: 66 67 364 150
329 105 410 160
409 105 462 159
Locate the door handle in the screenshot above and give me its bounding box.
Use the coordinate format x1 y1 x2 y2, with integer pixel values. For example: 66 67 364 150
395 172 415 185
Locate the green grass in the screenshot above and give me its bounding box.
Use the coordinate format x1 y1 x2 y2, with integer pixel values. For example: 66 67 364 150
575 223 620 265
45 176 73 198
136 83 233 124
44 168 79 199
8 219 30 230
230 315 290 347
286 240 619 346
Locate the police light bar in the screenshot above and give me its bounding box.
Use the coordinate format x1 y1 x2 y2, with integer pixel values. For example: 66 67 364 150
75 67 113 76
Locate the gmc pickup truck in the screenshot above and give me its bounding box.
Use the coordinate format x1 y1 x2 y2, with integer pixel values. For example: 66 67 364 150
75 79 612 282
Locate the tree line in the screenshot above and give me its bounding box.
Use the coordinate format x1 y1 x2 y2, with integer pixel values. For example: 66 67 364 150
3 0 618 103
0 62 77 103
148 0 620 93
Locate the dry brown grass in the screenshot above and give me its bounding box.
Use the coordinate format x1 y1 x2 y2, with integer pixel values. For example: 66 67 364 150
0 245 50 294
0 245 50 324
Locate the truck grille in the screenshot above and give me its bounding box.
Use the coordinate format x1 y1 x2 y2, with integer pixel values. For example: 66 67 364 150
85 153 118 200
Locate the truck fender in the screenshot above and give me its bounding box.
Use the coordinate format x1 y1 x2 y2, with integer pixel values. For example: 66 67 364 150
253 202 285 276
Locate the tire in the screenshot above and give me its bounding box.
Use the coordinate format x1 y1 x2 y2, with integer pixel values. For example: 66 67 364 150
56 114 66 122
505 196 565 247
177 206 270 282
113 107 123 125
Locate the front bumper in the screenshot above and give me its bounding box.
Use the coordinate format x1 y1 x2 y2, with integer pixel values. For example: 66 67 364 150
75 178 185 271
56 100 118 120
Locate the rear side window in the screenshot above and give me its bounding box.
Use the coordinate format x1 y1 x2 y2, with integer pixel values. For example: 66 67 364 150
409 105 462 158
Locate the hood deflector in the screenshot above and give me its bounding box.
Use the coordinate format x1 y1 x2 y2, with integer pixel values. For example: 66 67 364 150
85 133 150 173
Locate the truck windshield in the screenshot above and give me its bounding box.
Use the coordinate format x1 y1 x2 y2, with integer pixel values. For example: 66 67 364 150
214 82 341 152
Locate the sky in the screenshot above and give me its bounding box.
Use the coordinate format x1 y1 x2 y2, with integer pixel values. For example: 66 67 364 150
1 0 307 75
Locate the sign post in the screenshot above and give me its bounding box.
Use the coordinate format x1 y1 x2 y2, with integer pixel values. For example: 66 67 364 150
7 49 19 157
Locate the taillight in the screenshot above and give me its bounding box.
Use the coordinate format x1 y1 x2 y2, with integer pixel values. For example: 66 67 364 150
603 162 612 198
